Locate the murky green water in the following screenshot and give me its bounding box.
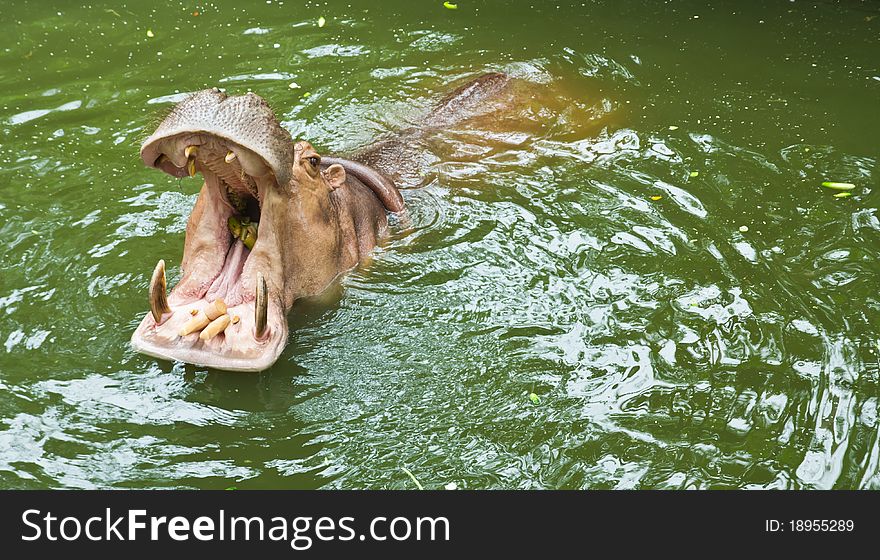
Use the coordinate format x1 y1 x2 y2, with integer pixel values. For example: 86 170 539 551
1 0 878 489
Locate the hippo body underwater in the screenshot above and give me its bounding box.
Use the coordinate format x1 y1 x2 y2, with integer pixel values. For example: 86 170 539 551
132 73 520 371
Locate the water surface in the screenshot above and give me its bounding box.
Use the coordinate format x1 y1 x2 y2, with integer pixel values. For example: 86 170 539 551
1 0 879 489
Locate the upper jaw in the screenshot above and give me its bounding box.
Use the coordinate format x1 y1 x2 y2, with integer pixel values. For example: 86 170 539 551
140 88 294 186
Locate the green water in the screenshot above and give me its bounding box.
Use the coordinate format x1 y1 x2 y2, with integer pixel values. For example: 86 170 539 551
1 0 879 489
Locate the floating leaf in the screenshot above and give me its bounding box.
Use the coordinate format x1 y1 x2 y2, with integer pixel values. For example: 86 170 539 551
650 195 663 201
821 181 855 191
225 486 237 491
444 1 459 9
689 171 699 178
146 29 155 38
833 192 852 198
738 225 749 233
318 16 326 27
401 467 424 490
529 392 540 405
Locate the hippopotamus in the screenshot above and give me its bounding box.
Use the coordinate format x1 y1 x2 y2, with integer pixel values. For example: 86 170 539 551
131 73 520 371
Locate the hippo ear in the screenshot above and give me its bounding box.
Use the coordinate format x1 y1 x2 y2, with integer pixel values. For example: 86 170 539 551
322 163 346 191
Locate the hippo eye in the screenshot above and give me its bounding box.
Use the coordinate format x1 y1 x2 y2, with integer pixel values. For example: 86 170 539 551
308 156 320 167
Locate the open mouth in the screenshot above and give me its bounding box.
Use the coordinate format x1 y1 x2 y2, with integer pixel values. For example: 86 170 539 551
132 129 288 372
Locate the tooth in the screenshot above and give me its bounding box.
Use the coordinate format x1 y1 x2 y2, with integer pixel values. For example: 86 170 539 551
255 272 268 339
225 150 236 163
185 145 198 176
227 216 242 239
241 223 257 250
199 314 231 341
178 299 227 337
179 312 210 337
204 298 227 321
149 259 172 323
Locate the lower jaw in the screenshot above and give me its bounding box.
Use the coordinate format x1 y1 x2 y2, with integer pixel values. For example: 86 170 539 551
131 300 287 372
133 238 288 372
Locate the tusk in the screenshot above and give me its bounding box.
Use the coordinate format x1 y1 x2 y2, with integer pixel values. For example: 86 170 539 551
255 272 268 339
199 314 231 341
185 145 198 176
149 260 172 323
178 298 227 337
225 150 236 163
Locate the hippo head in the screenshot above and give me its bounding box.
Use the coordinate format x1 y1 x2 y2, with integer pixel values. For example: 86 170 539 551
131 89 351 371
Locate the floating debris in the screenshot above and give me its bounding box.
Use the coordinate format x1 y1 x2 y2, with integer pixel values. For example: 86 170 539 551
318 16 326 27
146 29 155 38
689 171 699 178
833 192 852 198
738 225 749 233
444 2 459 9
650 195 663 201
288 82 300 89
821 181 855 191
529 392 540 405
401 467 423 490
668 125 679 131
445 482 458 490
